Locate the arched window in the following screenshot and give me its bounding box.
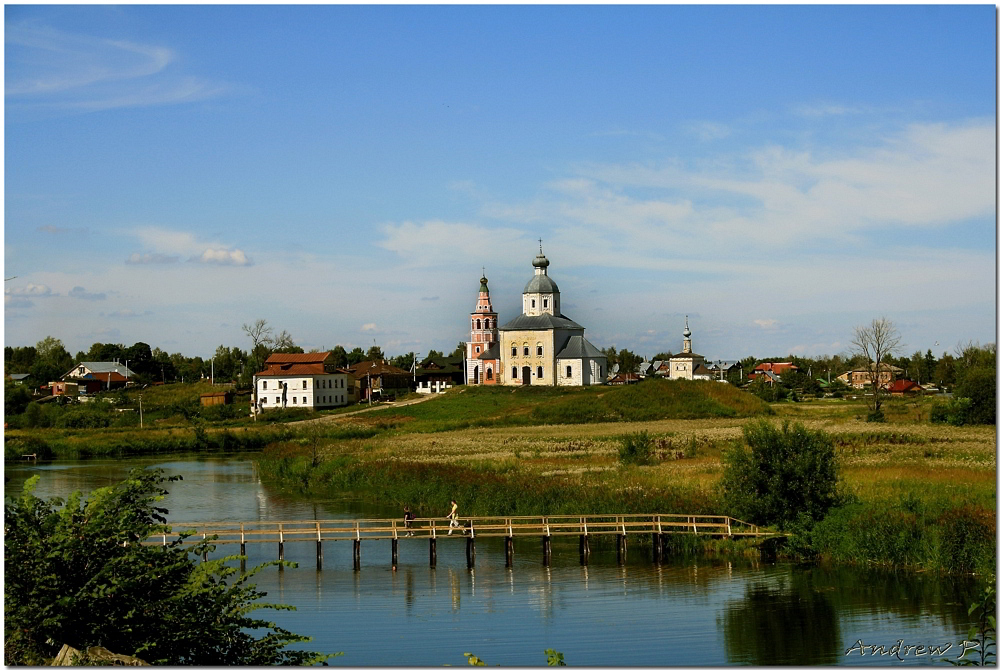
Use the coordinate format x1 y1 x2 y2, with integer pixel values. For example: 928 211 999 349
511 346 517 357
537 366 544 379
512 367 518 379
523 346 529 356
531 299 536 308
485 318 490 329
476 319 482 330
486 368 493 380
537 345 543 356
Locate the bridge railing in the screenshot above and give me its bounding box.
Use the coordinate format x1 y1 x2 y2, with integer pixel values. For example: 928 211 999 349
152 513 769 546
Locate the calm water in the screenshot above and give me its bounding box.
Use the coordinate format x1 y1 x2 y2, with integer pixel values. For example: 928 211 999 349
5 456 983 666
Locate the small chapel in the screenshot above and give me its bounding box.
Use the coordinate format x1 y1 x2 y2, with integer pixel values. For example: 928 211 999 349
465 245 606 386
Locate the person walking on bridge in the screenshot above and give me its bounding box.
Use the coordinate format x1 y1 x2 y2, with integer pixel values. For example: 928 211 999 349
446 499 460 535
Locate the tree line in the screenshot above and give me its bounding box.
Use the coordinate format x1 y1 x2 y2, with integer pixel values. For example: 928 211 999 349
3 320 468 389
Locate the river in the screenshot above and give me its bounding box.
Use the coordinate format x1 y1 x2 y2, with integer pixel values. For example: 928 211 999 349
5 454 984 666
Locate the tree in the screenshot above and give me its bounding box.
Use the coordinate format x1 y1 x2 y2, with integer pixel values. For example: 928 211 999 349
4 470 333 666
365 345 384 362
953 343 996 425
851 317 902 421
347 347 365 365
390 352 415 371
242 319 274 375
272 330 302 354
449 342 465 359
719 420 839 529
124 342 154 378
617 349 641 374
329 345 349 369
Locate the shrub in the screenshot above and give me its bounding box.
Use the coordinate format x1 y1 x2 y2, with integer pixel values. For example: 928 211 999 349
936 505 996 575
618 431 655 465
718 420 839 529
931 397 973 426
4 469 333 665
954 366 996 425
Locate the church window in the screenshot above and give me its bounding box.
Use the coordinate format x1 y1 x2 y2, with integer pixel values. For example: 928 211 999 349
303 380 308 390
487 368 493 380
476 346 480 353
511 346 517 357
531 299 536 308
566 365 572 378
523 346 529 356
537 346 543 356
485 318 490 329
476 319 481 329
543 299 548 308
537 366 544 379
512 367 518 379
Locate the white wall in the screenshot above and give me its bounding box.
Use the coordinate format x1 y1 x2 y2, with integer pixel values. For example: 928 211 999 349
256 373 350 410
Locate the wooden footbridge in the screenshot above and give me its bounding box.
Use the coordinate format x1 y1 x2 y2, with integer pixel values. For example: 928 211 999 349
152 514 778 569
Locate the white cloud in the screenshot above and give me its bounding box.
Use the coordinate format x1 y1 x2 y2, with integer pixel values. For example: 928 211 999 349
361 323 378 332
195 248 251 266
754 319 778 329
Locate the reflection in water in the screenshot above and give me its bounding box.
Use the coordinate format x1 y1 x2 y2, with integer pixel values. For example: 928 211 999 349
5 456 981 666
721 572 841 665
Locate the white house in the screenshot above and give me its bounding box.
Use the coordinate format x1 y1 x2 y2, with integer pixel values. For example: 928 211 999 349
254 352 350 411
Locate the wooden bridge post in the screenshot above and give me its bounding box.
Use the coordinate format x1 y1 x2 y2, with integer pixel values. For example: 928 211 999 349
429 521 437 568
353 522 361 570
316 522 323 570
240 524 246 572
541 517 552 566
278 524 285 571
616 518 627 565
579 517 590 565
466 537 475 568
392 539 399 565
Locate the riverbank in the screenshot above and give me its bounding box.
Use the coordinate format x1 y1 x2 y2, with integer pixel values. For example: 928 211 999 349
254 408 995 575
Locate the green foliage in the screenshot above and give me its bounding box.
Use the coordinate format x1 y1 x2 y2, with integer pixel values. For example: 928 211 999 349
618 431 655 465
4 381 34 416
464 652 488 666
719 420 839 529
947 575 996 666
545 649 567 666
4 469 334 666
746 379 787 402
931 397 974 426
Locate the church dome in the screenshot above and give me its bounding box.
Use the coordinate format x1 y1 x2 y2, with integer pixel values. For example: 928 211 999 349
532 252 550 269
523 274 559 294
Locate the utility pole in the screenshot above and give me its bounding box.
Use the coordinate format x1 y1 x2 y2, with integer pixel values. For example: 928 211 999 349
138 394 143 428
211 358 214 386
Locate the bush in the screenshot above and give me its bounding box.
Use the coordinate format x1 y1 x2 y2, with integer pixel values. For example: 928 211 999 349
936 505 996 575
718 420 839 529
931 397 973 426
618 431 655 465
954 366 996 425
4 469 333 665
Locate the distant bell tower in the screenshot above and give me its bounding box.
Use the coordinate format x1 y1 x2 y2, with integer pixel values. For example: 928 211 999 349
466 273 499 385
682 316 693 354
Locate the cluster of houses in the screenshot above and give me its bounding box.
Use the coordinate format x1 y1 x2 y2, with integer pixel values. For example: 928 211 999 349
13 247 927 413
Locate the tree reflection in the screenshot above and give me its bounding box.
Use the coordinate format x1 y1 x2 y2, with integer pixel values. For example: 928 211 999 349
721 571 841 665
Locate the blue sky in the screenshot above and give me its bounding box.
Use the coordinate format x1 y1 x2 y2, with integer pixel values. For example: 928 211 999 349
5 5 996 362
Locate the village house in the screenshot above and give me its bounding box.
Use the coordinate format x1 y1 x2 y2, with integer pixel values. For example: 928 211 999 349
345 360 411 402
837 363 903 389
60 362 137 393
254 352 350 411
888 379 924 396
749 361 798 384
415 355 465 394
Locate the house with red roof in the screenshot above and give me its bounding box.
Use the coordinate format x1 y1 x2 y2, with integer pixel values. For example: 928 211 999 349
888 379 923 396
749 361 798 384
253 352 351 411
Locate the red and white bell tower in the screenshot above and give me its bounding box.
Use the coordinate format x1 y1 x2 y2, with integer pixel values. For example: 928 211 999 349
466 273 499 385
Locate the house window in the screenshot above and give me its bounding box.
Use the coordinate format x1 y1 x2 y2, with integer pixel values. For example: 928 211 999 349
512 367 518 379
523 346 529 356
487 368 493 380
537 366 543 379
566 366 572 378
262 397 268 404
303 397 308 404
512 347 517 357
537 346 543 356
263 381 267 390
303 380 308 389
293 397 297 404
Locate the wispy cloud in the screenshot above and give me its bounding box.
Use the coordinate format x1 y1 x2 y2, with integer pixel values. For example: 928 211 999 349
6 282 56 297
104 309 152 318
38 224 88 235
69 286 106 301
6 23 227 113
754 319 778 329
126 252 180 265
361 323 378 332
379 220 526 266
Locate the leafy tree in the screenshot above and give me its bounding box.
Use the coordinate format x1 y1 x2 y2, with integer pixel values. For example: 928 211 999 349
365 345 384 362
390 352 415 371
124 342 154 378
950 343 997 425
4 380 33 416
601 346 619 369
5 345 37 373
425 349 443 360
4 469 334 666
851 317 902 421
617 349 641 374
329 345 349 369
449 342 466 359
719 420 839 529
652 351 674 362
934 352 957 389
347 347 365 365
85 342 125 363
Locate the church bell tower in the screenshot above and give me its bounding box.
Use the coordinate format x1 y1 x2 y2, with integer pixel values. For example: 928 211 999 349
466 273 498 384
